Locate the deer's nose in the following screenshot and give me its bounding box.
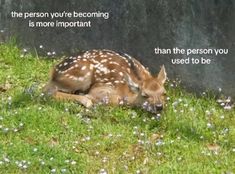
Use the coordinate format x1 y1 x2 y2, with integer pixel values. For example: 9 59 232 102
155 103 163 111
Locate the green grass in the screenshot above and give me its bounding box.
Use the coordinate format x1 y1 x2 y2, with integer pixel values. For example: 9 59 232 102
0 41 234 174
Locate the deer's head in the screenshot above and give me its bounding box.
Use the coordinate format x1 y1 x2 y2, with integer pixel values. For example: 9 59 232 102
126 65 167 113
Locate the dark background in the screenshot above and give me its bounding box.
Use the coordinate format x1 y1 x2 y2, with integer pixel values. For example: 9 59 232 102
0 0 235 97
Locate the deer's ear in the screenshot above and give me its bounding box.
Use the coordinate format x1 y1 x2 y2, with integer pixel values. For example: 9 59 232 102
124 74 140 93
157 65 167 85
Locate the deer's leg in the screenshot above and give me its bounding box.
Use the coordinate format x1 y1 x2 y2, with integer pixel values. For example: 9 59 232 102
54 91 94 107
87 85 123 105
43 80 94 107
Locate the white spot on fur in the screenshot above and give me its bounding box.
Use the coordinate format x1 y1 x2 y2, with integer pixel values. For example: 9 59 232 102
89 64 94 70
81 66 87 70
109 62 119 65
98 51 103 55
106 82 113 85
114 80 120 84
101 59 108 63
61 70 68 74
85 72 91 77
96 70 101 74
101 54 108 58
119 72 124 76
106 52 112 55
77 77 84 81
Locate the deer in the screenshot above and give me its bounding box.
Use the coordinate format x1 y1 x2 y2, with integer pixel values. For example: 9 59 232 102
43 50 167 113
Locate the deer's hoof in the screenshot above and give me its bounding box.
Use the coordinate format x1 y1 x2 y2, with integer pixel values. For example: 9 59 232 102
83 99 93 108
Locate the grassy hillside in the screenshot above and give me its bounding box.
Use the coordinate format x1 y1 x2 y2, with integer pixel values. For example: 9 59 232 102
0 42 234 173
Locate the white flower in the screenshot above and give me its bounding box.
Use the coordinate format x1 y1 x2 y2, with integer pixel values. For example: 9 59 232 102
3 127 9 132
99 169 107 174
220 103 225 106
207 123 212 128
225 97 231 103
4 158 10 163
33 148 38 152
71 160 76 165
51 168 56 173
156 140 164 146
220 115 224 119
64 159 70 163
157 152 162 156
177 157 182 161
102 157 108 163
85 136 90 141
61 168 67 173
224 105 232 110
22 165 28 169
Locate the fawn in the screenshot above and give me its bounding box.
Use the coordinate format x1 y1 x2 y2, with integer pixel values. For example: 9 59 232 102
43 50 167 113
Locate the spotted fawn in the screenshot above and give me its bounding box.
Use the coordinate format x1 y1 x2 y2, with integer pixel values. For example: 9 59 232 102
43 50 167 113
